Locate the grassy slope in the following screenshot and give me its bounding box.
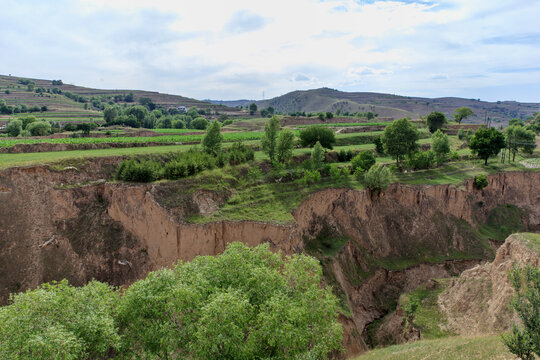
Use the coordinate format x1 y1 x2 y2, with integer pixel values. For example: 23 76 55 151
355 335 516 360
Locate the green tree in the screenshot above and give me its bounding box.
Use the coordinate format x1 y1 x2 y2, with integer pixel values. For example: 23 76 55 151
426 111 447 133
0 280 120 360
117 242 343 359
351 151 376 172
505 125 536 161
276 129 295 163
431 129 451 163
454 107 474 124
202 121 223 155
469 127 506 165
382 118 419 166
509 118 525 127
299 126 336 149
190 117 209 130
249 103 258 115
103 105 119 123
502 265 539 360
6 119 22 137
125 105 149 124
364 163 390 192
311 141 325 169
27 121 52 136
261 115 280 162
20 115 38 129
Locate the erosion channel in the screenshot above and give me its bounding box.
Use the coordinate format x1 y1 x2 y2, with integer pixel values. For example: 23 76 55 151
1 160 538 357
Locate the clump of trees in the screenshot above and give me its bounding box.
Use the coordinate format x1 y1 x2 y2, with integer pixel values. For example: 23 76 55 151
0 243 343 360
299 126 336 149
504 125 536 162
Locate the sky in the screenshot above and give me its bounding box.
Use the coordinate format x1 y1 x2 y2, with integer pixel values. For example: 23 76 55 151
1 0 540 102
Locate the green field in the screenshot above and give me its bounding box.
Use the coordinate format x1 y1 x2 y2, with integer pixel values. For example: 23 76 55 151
355 335 516 360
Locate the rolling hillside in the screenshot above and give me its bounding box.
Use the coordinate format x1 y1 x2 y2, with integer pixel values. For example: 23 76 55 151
252 88 540 124
0 74 237 123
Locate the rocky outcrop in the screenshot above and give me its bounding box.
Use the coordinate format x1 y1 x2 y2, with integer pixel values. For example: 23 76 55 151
438 233 540 335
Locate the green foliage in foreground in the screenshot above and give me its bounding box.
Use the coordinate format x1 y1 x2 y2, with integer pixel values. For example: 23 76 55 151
502 265 540 360
364 163 390 191
0 243 343 360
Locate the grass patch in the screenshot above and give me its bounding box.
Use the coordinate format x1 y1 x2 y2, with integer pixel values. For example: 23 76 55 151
477 204 526 241
355 335 516 360
399 278 455 340
514 232 540 252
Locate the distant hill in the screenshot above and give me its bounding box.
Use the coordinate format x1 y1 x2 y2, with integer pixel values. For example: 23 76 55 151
0 74 236 122
253 88 540 125
205 99 253 108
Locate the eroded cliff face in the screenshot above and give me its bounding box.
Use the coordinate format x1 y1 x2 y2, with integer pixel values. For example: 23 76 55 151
0 161 538 358
438 233 540 335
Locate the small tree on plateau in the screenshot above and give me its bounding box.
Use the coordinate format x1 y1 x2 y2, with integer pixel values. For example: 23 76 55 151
382 118 419 166
261 115 280 162
454 107 474 124
426 111 447 133
311 141 325 169
431 129 450 163
276 129 295 164
202 121 223 155
469 127 506 165
249 103 258 115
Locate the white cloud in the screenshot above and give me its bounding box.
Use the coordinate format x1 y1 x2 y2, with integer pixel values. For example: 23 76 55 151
1 0 539 101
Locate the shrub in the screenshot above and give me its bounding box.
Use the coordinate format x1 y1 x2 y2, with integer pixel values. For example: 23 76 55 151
0 280 120 360
190 117 208 130
6 119 22 137
117 159 161 182
337 149 354 162
431 129 450 164
247 166 263 182
426 111 447 133
164 161 188 180
330 165 342 180
299 126 336 149
228 142 254 165
276 129 296 164
172 120 185 129
473 174 488 190
117 242 342 359
407 150 435 170
299 169 321 185
27 121 52 136
364 163 391 192
351 151 375 172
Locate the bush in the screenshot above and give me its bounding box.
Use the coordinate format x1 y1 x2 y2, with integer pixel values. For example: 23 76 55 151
299 169 321 186
426 111 447 133
351 151 375 172
190 117 208 130
474 174 488 190
6 119 22 137
364 163 391 192
117 159 161 182
407 150 435 170
228 142 254 166
27 121 52 136
299 126 336 149
163 161 188 180
337 149 354 162
247 166 263 182
116 242 342 359
202 121 223 155
0 280 119 360
172 119 185 129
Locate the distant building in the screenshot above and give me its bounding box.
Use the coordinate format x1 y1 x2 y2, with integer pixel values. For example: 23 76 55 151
177 106 187 112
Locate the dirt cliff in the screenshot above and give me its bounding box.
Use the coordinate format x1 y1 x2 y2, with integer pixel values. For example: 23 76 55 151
0 161 538 357
438 233 540 335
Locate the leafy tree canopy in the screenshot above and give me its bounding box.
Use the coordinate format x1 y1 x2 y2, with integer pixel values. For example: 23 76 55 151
382 118 419 165
426 111 447 133
454 107 474 124
469 127 506 165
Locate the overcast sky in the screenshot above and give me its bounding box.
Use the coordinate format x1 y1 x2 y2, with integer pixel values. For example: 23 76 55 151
1 0 539 102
